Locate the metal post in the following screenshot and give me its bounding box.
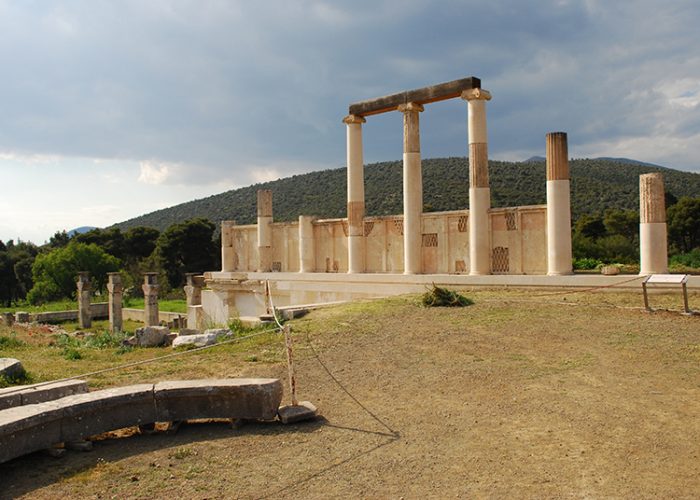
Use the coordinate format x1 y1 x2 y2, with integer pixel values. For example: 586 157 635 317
283 324 298 406
682 282 690 314
642 280 650 311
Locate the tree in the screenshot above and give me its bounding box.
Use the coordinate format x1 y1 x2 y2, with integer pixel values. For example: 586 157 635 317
603 209 639 242
27 241 120 304
574 214 606 239
48 230 71 248
74 228 125 261
124 226 160 261
0 249 16 306
667 197 700 253
155 218 217 288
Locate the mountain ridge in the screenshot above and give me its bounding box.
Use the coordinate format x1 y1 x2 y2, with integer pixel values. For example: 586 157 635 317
112 157 700 233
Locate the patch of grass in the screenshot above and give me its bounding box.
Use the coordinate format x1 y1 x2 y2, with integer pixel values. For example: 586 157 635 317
0 333 26 349
170 447 196 460
124 298 187 313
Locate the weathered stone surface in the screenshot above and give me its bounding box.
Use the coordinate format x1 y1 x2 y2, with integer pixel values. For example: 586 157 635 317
60 384 156 443
0 358 26 380
600 265 620 276
134 326 169 347
15 312 30 323
154 378 283 422
278 401 318 424
0 379 89 410
204 328 231 337
172 332 218 348
178 328 201 336
0 400 64 464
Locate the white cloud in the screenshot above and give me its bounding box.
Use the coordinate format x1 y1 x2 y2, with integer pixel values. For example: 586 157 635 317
138 161 172 185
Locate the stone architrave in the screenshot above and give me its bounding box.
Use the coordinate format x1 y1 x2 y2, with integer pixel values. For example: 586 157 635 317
107 272 123 333
221 220 237 272
344 114 366 274
298 215 316 273
639 173 668 275
76 272 92 329
398 102 424 275
257 190 273 272
546 132 573 275
142 273 159 327
461 88 492 276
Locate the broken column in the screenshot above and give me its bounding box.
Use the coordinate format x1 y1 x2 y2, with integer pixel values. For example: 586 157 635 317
462 88 492 275
546 132 573 275
344 114 366 273
639 173 668 275
107 272 123 333
221 220 237 272
299 215 316 273
76 272 91 329
257 189 273 272
398 102 424 274
184 273 204 329
142 273 159 327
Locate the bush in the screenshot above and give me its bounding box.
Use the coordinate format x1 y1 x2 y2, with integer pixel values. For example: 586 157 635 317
573 257 602 270
669 249 700 269
421 285 474 307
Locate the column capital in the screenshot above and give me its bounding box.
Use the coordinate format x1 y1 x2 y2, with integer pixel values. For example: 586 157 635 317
461 88 492 102
343 114 366 125
397 102 424 113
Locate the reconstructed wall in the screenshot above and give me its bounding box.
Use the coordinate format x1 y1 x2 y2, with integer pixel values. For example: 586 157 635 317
224 206 547 275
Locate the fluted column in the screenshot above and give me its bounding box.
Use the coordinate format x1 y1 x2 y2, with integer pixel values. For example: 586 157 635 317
76 272 91 329
221 220 237 272
107 272 123 333
142 272 159 327
257 189 273 272
299 215 316 273
344 114 366 273
546 132 573 275
398 102 424 274
639 173 668 275
462 88 492 275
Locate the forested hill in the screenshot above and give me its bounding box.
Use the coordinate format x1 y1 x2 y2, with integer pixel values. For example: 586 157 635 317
113 158 700 232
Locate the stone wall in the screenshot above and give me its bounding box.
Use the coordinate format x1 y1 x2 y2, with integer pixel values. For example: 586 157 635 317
224 205 547 275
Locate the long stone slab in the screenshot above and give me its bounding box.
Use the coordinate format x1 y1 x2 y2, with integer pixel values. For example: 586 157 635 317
0 380 89 411
348 76 481 117
154 378 283 422
0 378 283 464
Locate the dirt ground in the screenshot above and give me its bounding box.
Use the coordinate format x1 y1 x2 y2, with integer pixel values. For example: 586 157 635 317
1 290 699 499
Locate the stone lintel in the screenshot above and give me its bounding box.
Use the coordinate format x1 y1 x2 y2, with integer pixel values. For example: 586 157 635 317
349 76 481 117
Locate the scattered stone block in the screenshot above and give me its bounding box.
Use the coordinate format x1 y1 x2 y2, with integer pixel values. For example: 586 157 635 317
172 332 218 348
204 328 232 337
134 326 169 347
600 265 620 275
2 313 14 326
178 328 201 336
0 358 26 380
278 401 318 424
164 332 178 346
0 400 64 464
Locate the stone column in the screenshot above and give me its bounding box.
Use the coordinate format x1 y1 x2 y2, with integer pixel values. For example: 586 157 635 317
142 273 159 327
76 272 91 329
299 215 316 273
462 88 492 275
546 132 574 275
343 114 367 273
639 173 668 275
257 189 273 272
221 220 237 272
398 102 424 274
107 272 123 333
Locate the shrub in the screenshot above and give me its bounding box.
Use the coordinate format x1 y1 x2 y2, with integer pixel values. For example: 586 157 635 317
573 257 602 270
670 249 700 269
421 285 473 307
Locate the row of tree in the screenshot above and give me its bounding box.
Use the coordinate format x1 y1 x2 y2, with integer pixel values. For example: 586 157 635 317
0 196 698 306
0 218 219 306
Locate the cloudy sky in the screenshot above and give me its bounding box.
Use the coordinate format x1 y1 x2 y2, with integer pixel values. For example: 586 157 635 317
1 0 699 244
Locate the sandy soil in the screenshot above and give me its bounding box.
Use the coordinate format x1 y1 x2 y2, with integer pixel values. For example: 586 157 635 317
1 292 699 499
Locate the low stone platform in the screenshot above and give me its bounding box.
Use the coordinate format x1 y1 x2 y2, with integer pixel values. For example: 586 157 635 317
0 378 282 464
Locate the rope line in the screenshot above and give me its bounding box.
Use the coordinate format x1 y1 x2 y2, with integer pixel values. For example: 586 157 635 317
1 327 280 397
